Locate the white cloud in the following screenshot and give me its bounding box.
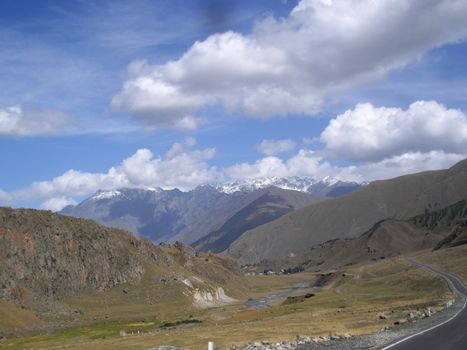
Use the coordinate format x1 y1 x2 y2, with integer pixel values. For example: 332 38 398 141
11 139 218 210
338 151 466 183
5 96 467 211
41 196 77 212
226 149 333 180
112 0 467 127
5 146 466 212
257 139 296 155
226 149 465 184
0 105 73 136
15 169 126 202
321 101 467 162
116 141 216 190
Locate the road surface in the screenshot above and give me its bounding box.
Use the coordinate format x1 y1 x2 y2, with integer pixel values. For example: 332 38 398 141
382 260 467 350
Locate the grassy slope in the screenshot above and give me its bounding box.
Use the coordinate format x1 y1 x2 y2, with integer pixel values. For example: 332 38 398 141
228 159 467 265
1 254 456 350
415 245 467 283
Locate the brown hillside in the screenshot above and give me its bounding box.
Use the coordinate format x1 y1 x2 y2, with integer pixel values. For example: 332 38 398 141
227 159 467 264
0 207 244 334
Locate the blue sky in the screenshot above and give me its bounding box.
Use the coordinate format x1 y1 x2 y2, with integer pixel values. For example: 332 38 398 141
1 0 467 211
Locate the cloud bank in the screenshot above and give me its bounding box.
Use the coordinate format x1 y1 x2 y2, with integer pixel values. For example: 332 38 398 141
7 98 466 211
12 139 217 210
112 0 467 128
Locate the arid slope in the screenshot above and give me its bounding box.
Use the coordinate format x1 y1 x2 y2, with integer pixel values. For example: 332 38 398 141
228 159 467 264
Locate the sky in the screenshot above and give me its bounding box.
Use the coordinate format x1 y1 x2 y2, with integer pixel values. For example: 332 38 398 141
1 0 467 211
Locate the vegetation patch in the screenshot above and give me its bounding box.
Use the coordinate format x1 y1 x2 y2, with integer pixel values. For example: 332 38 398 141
281 293 315 305
160 319 202 328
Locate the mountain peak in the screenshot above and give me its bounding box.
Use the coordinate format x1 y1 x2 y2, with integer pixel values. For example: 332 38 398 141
90 190 124 201
212 176 358 194
85 177 361 201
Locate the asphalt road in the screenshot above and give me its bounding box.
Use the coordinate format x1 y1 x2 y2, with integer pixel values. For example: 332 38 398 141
382 260 467 350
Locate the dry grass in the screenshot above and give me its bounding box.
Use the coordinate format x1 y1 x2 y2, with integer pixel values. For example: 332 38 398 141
1 254 456 350
414 245 467 283
0 300 42 334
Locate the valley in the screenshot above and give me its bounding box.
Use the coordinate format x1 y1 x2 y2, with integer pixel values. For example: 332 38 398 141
1 245 465 349
1 160 467 349
3 1 467 349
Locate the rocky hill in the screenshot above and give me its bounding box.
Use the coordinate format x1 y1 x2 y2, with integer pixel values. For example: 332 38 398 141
0 207 244 333
227 159 467 265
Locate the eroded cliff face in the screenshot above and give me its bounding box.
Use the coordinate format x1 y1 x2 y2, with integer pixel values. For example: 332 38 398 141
0 208 156 301
0 208 244 309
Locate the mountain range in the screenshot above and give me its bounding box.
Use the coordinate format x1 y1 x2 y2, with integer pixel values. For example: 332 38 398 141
2 159 467 338
60 160 467 270
61 176 362 246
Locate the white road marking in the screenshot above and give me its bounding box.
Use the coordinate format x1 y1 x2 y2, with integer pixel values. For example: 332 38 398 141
380 261 467 350
381 299 466 349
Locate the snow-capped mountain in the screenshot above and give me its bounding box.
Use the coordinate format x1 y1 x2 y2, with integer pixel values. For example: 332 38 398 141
214 176 362 197
90 190 125 201
89 187 163 201
87 176 363 200
61 176 363 248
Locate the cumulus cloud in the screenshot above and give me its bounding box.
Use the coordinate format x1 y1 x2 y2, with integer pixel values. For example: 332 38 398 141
116 142 216 189
0 105 73 136
344 151 466 182
5 97 467 211
112 0 467 127
226 149 333 180
12 138 218 210
41 196 78 212
226 149 465 184
321 101 467 161
6 147 466 212
257 139 296 155
15 169 126 202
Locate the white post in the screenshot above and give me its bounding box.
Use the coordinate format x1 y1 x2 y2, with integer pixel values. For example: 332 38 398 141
208 341 214 350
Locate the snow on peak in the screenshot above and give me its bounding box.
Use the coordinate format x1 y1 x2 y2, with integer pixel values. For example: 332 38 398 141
211 176 365 194
146 187 163 193
213 176 348 194
321 176 340 186
91 190 123 201
87 177 362 200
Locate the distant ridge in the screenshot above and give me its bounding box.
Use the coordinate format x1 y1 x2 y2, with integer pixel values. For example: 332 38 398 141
192 187 318 253
296 199 467 270
227 159 467 264
213 176 362 196
61 177 360 245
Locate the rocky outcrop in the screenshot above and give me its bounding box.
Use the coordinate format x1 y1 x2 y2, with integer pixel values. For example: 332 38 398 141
0 208 155 301
0 208 244 308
